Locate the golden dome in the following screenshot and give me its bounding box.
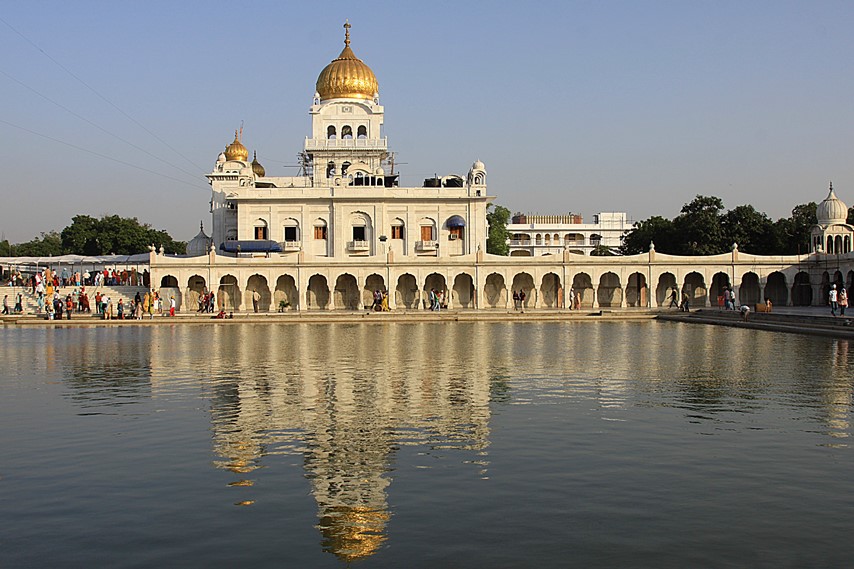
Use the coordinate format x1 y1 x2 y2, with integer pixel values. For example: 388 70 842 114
316 21 378 101
224 130 248 162
251 151 265 177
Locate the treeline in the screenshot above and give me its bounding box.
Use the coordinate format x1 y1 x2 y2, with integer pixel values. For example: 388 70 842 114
621 195 853 256
0 215 186 257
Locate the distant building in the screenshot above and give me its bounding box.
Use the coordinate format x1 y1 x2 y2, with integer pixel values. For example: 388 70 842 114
507 212 631 256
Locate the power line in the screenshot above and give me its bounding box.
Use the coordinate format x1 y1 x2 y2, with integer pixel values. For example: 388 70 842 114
0 14 209 175
0 67 203 185
0 118 208 190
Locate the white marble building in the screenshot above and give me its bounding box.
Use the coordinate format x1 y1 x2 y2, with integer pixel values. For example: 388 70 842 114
507 212 631 256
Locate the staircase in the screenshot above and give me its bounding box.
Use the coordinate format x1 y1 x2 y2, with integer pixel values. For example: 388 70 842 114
5 285 149 316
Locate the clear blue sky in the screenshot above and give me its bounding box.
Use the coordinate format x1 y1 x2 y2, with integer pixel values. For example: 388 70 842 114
1 1 852 243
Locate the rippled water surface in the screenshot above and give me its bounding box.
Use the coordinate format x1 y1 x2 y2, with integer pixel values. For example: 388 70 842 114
2 321 854 568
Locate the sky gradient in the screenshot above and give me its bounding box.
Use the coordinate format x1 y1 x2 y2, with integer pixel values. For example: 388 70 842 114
1 1 852 243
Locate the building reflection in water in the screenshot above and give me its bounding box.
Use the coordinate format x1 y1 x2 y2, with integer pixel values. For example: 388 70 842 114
151 323 494 562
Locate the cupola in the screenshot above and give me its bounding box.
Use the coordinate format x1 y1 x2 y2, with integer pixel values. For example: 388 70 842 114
224 130 248 162
315 21 378 101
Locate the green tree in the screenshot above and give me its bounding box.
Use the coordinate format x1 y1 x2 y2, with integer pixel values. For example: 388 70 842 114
14 231 63 256
620 215 676 254
721 205 777 254
0 239 10 256
672 195 726 255
773 202 817 254
60 215 101 255
486 204 510 255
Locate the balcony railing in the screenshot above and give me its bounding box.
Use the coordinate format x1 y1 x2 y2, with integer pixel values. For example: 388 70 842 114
305 137 388 151
347 240 370 251
416 240 438 251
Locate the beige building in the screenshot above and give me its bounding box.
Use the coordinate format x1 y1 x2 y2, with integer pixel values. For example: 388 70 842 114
151 23 854 312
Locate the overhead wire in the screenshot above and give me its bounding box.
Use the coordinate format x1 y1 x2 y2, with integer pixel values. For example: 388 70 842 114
0 118 207 190
0 14 211 179
0 67 205 187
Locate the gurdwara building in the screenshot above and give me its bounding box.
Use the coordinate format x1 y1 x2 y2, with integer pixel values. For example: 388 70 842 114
152 23 854 312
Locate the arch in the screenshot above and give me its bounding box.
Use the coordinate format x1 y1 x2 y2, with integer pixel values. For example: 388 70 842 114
313 218 328 240
846 236 852 254
453 273 475 308
819 271 831 305
544 234 551 244
306 274 329 310
418 217 437 243
253 218 269 240
326 161 335 178
626 272 647 307
187 275 207 311
827 236 834 254
835 236 843 255
572 273 594 307
364 273 386 309
484 273 506 309
510 250 532 256
357 125 367 139
711 272 731 307
326 125 336 139
792 272 812 306
597 272 622 307
540 273 562 308
740 272 760 306
246 274 271 311
656 272 677 306
333 274 360 309
765 272 788 306
395 273 418 309
341 125 353 139
511 272 535 309
274 274 298 311
565 233 584 246
160 275 178 288
218 274 241 311
349 211 372 244
423 273 447 309
535 234 542 245
282 218 300 243
683 272 707 307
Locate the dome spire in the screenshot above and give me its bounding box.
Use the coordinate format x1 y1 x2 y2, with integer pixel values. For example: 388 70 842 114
344 19 351 47
315 22 379 101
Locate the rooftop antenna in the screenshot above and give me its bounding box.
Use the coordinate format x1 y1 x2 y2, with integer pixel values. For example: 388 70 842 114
385 152 407 176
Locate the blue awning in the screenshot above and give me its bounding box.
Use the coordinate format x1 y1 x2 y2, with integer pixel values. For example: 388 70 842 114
219 240 283 253
447 215 466 228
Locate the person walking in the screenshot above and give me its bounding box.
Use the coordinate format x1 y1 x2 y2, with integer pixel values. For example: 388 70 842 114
668 286 679 308
830 284 839 317
2 294 9 315
169 296 176 317
14 292 23 313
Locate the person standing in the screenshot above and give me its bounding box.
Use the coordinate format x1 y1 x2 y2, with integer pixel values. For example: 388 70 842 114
519 289 526 313
252 289 260 313
830 284 839 317
2 295 8 315
839 287 848 316
15 292 23 313
512 290 520 311
169 296 176 317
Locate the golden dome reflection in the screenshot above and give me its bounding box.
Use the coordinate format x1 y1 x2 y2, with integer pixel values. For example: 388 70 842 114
318 505 390 561
315 21 379 101
224 130 248 162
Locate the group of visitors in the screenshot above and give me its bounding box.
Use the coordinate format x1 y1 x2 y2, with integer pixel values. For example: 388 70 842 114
1 293 23 314
198 290 217 313
512 289 526 312
428 289 444 311
372 289 390 311
829 284 849 317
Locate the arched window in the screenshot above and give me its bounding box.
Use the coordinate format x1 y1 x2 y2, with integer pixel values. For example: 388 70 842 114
313 219 328 240
835 235 843 255
342 125 353 139
828 236 834 254
391 218 405 240
357 125 367 139
254 219 268 240
341 161 350 175
845 236 851 253
282 218 300 242
535 234 542 245
326 161 335 178
327 125 336 139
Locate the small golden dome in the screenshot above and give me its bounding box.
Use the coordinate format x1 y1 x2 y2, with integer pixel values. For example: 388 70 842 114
251 151 265 177
224 130 248 162
316 21 378 101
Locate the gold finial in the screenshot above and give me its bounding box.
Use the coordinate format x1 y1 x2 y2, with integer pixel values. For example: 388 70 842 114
344 20 351 47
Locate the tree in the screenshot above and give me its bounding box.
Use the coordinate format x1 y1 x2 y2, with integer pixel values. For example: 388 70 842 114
621 216 676 254
486 204 510 255
720 205 777 254
774 202 817 254
59 215 186 255
590 244 616 256
0 239 10 257
672 195 726 255
14 231 62 256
